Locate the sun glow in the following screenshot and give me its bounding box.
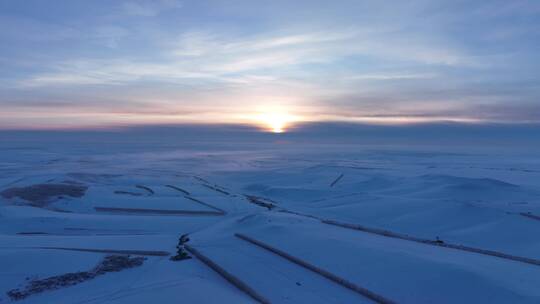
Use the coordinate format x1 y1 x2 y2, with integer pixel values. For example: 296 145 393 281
252 111 296 133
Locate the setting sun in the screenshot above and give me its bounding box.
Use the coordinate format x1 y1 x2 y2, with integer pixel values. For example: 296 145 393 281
263 113 287 133
255 112 296 133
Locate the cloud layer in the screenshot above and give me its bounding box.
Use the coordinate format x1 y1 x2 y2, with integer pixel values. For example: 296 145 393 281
0 0 539 129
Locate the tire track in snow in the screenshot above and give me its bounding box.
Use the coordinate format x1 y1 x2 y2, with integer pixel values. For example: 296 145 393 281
235 233 396 304
185 244 270 304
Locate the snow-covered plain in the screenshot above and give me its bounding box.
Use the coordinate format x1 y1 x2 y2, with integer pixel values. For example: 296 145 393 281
1 126 540 303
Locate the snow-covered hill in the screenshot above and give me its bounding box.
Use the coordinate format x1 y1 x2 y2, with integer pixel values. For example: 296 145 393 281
1 131 539 303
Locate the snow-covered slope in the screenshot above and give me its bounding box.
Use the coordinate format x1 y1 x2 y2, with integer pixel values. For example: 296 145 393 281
1 134 539 303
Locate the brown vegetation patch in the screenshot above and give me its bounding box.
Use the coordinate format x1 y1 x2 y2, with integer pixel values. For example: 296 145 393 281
7 255 145 301
1 183 87 206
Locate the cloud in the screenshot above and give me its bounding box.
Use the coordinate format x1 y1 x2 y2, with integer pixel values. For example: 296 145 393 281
2 0 539 128
18 59 224 87
16 30 351 87
346 73 438 81
171 29 472 69
170 30 358 71
93 26 130 48
19 26 471 88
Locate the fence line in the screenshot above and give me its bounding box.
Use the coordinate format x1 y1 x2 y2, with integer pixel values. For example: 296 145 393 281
322 219 540 266
520 212 540 222
35 246 170 256
94 207 223 216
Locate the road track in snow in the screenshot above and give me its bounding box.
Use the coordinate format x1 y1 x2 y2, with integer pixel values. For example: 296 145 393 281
185 236 379 304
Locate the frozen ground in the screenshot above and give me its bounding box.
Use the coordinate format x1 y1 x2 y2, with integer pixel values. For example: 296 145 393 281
1 127 540 303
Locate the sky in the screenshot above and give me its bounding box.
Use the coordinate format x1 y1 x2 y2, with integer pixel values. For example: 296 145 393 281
0 0 539 130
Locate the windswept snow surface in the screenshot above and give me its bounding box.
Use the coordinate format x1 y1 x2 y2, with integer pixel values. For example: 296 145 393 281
1 129 540 303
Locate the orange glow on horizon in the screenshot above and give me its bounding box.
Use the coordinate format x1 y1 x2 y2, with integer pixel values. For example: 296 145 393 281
0 105 493 130
252 111 297 133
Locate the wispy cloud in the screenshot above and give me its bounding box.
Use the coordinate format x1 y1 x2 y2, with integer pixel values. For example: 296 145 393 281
346 73 438 81
170 30 360 71
19 27 469 88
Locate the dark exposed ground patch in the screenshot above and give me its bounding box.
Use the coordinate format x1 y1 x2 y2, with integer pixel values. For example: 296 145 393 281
94 206 224 216
114 190 143 196
184 196 226 214
245 195 276 210
165 184 190 195
6 255 145 301
330 173 344 187
1 183 88 206
16 232 50 235
135 185 154 195
521 212 540 221
202 184 230 195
